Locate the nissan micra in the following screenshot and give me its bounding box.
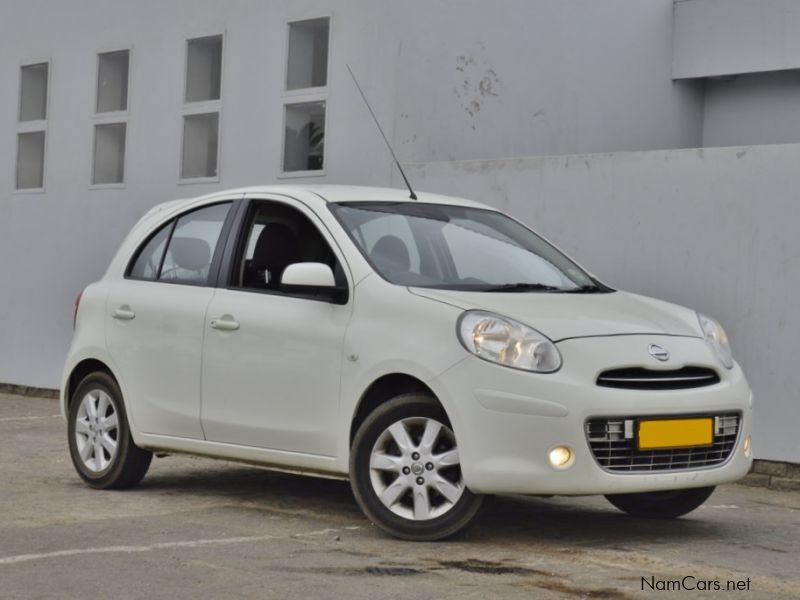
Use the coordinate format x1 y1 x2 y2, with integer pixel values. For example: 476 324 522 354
62 185 753 540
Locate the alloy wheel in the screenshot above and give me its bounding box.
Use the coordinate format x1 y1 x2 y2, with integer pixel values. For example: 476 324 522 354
74 389 119 472
368 417 464 520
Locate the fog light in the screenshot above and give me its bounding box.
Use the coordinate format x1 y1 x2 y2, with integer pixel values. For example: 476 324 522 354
548 445 574 470
743 435 752 458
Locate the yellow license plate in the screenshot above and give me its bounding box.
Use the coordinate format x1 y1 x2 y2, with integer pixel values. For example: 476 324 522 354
637 418 713 450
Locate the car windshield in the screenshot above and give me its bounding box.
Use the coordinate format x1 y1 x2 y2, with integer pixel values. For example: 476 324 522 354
329 202 610 292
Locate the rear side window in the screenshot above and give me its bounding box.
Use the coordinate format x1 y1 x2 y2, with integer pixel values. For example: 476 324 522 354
128 222 172 280
159 203 230 284
127 202 231 285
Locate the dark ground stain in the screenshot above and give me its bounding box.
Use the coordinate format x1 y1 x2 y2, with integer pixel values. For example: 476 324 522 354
437 558 549 576
530 579 631 599
364 566 423 576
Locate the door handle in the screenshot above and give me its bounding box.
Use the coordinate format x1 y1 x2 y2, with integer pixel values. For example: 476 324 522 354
112 306 136 321
210 316 240 331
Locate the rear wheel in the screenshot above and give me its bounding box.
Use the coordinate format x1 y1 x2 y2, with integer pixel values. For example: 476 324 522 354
350 394 484 541
605 486 715 519
68 372 152 489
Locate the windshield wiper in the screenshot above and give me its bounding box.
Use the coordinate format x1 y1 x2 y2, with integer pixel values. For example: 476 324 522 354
559 284 605 293
483 283 561 292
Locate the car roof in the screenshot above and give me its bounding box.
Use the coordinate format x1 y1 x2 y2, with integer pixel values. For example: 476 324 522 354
146 185 491 218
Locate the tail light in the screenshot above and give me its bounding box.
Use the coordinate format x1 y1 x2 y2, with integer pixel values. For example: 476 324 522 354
73 290 84 330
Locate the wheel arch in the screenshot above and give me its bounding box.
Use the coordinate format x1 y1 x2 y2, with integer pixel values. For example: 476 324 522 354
66 358 117 410
349 373 447 446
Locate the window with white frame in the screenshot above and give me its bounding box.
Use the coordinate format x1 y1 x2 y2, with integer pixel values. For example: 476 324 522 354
282 17 329 174
181 35 222 180
92 50 130 185
16 62 48 190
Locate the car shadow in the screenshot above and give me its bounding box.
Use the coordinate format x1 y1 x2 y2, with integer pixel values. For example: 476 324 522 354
135 462 727 545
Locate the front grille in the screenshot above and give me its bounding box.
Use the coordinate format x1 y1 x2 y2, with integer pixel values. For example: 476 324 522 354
586 413 740 472
597 366 720 390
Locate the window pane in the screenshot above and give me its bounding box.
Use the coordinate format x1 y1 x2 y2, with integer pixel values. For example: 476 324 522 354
16 131 45 189
160 203 231 285
359 214 421 273
96 50 129 113
236 202 340 291
442 223 566 286
185 35 222 102
283 101 325 172
286 18 329 90
19 63 48 121
181 113 219 179
128 221 172 280
93 123 126 184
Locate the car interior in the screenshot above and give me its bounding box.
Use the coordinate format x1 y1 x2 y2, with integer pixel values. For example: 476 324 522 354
235 202 346 291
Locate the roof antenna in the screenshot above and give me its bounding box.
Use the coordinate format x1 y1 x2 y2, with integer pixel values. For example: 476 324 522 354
346 64 417 200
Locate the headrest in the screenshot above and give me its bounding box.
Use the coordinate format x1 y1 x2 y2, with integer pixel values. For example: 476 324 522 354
370 235 410 272
169 237 211 271
251 222 300 273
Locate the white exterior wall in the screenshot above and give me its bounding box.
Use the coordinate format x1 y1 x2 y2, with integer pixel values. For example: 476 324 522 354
703 71 800 147
405 144 800 463
0 0 704 390
674 0 800 79
0 1 797 462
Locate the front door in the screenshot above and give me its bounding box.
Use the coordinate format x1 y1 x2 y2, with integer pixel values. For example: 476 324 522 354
200 198 351 456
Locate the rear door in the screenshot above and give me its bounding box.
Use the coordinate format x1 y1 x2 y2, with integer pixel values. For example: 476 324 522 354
106 201 236 439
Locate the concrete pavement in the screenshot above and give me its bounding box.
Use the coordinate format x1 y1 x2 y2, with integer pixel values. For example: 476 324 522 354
2 392 798 599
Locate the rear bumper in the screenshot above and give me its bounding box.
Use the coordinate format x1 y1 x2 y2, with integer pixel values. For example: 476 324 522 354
429 335 753 495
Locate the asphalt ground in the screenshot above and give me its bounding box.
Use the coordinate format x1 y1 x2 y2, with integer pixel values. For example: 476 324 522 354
2 392 799 599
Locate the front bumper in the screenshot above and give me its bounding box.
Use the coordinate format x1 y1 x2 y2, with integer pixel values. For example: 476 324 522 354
428 335 753 496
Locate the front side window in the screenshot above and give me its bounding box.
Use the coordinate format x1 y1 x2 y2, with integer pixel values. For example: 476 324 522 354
330 202 607 293
127 202 231 285
232 201 344 295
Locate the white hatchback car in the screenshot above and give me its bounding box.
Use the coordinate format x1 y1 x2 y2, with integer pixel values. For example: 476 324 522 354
62 185 753 540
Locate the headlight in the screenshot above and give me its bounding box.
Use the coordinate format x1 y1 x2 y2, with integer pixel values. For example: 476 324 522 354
697 313 734 369
457 310 561 373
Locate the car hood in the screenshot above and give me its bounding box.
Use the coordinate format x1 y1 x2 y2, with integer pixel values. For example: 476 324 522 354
408 288 702 341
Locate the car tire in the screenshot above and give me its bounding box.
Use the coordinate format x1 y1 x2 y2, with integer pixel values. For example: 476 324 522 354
68 371 152 489
605 486 716 519
350 394 484 541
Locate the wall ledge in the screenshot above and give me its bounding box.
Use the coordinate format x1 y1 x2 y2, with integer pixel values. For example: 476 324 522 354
0 382 59 399
739 460 800 492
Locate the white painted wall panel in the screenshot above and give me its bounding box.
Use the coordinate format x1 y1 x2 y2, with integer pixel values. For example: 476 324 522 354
674 0 800 79
703 71 800 147
406 144 800 463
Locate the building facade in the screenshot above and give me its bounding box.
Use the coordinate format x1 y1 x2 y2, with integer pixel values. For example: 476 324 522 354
1 0 798 462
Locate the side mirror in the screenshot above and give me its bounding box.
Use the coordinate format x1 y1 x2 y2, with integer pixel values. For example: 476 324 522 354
280 262 347 303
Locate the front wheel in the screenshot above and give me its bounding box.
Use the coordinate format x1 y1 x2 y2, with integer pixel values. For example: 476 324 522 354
68 372 152 489
350 394 484 541
605 486 716 519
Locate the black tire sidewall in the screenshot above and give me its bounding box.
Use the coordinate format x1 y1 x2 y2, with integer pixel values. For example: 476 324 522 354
67 372 140 489
350 394 483 541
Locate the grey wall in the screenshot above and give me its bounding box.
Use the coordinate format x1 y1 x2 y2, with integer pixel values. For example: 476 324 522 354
0 0 707 391
703 71 800 147
0 1 796 462
391 0 704 161
674 0 800 79
405 144 800 463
